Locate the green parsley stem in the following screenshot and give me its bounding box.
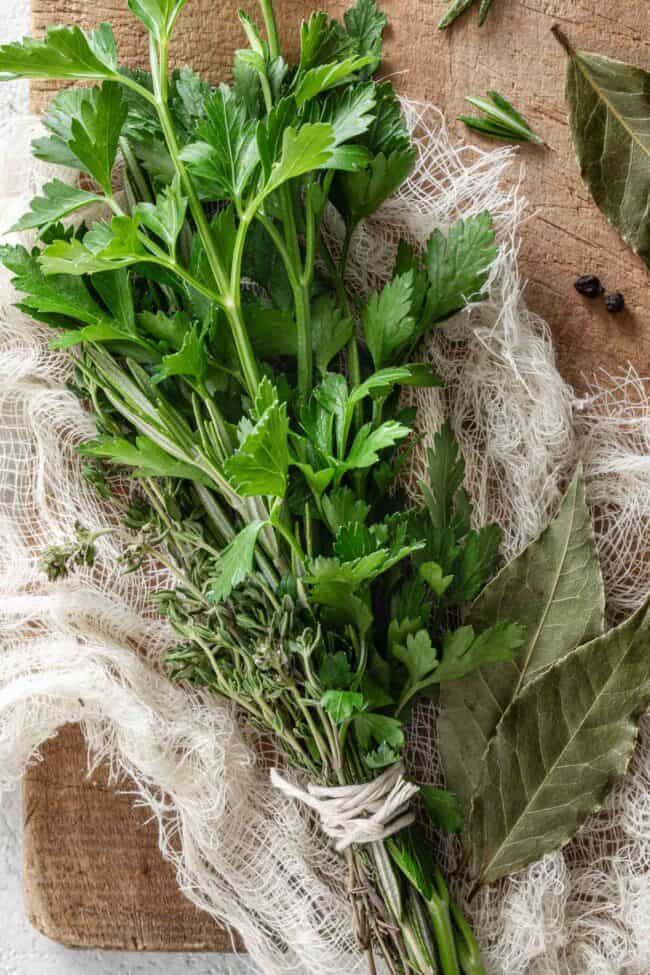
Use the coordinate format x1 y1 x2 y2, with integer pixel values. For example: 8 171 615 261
258 0 281 59
426 894 461 975
340 222 364 438
150 36 260 398
272 515 306 566
449 903 486 975
279 183 313 397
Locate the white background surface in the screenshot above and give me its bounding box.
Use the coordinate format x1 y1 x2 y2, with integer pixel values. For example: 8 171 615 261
0 3 253 974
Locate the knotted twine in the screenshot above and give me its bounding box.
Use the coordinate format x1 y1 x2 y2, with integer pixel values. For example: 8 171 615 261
270 763 419 852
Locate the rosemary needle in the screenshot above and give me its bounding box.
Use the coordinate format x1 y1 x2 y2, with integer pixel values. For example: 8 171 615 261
439 0 496 29
459 91 544 145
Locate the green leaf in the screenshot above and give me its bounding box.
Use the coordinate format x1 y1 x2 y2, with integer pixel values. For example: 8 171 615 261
298 12 337 72
362 273 416 369
50 321 146 351
423 212 497 324
11 180 105 233
320 83 377 145
448 523 502 603
387 828 433 900
344 420 411 469
138 309 188 347
311 295 353 373
365 742 401 769
242 218 293 308
152 323 206 383
181 85 259 201
419 561 453 596
256 97 297 179
391 629 438 686
321 487 370 536
136 177 188 256
40 215 146 276
363 80 411 155
469 595 650 883
312 371 348 455
439 471 605 814
421 786 463 834
265 123 336 194
294 56 374 107
335 148 416 221
252 376 280 419
321 689 365 723
319 651 353 690
39 238 107 277
344 0 387 72
354 712 404 751
419 421 480 579
333 522 378 561
208 519 267 603
0 24 119 80
245 305 297 358
224 399 290 497
294 462 335 499
361 672 394 710
349 364 440 406
172 65 211 126
32 88 89 169
79 434 210 483
0 244 115 328
434 622 524 683
67 81 127 194
306 551 395 588
556 30 650 268
237 10 265 56
93 269 136 332
127 0 189 42
308 581 373 635
422 422 465 533
388 617 422 655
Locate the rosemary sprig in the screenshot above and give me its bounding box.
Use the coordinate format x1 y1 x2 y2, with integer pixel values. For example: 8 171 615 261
459 91 544 144
438 0 496 29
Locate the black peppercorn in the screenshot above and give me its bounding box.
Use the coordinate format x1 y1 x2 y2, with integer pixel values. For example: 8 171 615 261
605 292 625 314
574 274 604 298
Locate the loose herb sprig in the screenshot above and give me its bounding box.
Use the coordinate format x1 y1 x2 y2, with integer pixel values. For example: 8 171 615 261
0 2 522 972
439 0 496 29
459 91 543 144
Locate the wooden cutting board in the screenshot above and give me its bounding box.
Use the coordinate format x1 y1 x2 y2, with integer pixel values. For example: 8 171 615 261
25 0 650 953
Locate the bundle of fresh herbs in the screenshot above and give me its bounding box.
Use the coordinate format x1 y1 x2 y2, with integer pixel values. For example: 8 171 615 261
0 2 524 971
3 0 650 972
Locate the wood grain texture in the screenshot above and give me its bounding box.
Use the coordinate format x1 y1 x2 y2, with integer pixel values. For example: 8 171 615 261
23 724 235 950
25 0 650 954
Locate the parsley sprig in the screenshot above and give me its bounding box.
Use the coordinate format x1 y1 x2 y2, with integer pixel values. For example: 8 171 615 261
0 3 520 972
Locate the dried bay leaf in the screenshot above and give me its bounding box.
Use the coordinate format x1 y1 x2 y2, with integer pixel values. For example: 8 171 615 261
469 595 650 883
439 470 604 812
554 27 650 267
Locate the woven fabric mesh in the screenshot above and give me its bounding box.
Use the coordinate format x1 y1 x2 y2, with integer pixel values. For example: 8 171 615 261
1 104 649 975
